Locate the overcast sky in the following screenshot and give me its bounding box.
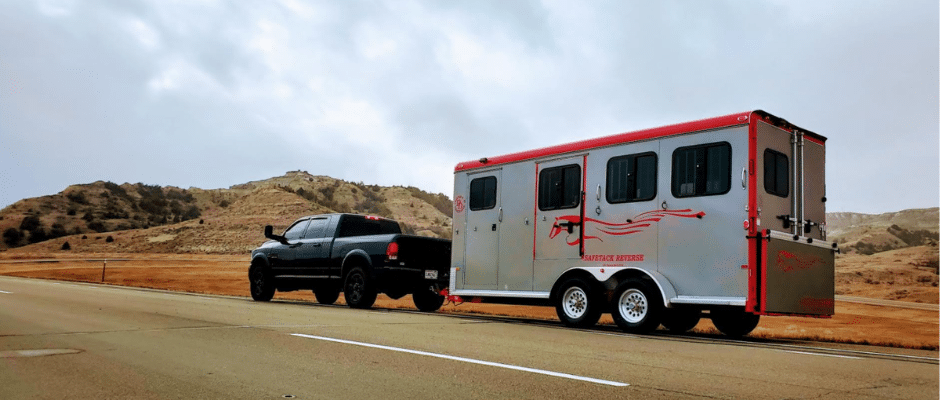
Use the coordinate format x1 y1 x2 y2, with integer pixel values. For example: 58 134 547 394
1 0 937 215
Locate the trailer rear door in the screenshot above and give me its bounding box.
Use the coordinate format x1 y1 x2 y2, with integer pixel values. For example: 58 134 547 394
752 120 834 316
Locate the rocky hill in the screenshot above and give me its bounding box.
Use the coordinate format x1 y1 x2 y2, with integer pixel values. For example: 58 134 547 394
2 173 936 259
827 208 939 255
0 171 452 254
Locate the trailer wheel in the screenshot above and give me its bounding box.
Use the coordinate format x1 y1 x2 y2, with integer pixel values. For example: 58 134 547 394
555 277 603 328
412 288 445 312
711 308 760 337
343 267 377 309
661 309 701 333
249 262 275 302
611 279 663 334
313 286 340 305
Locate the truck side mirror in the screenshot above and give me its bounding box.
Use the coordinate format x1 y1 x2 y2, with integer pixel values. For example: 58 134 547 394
264 225 288 244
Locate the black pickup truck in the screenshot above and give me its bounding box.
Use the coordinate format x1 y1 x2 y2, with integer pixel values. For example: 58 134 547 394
249 213 451 311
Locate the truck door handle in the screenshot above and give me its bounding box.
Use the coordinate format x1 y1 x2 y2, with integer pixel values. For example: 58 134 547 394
498 207 503 222
312 243 321 247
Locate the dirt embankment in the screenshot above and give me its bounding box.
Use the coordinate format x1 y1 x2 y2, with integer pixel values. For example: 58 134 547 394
1 252 936 351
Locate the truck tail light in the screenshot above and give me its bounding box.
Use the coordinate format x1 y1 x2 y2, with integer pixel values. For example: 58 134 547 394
386 242 399 260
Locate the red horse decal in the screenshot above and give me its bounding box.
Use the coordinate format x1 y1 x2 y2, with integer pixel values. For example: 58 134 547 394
550 209 706 246
776 250 823 272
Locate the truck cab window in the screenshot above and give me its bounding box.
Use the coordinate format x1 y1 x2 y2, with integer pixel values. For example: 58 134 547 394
672 142 731 197
284 219 310 240
469 176 497 211
539 164 581 210
338 215 402 237
764 149 789 197
304 217 330 239
607 153 657 203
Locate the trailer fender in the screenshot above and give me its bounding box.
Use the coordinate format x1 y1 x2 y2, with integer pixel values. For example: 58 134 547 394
567 267 678 308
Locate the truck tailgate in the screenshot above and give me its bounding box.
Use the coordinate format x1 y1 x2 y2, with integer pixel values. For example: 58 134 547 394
396 235 451 274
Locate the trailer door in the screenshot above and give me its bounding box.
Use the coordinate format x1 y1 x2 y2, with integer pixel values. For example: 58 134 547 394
535 156 585 288
753 120 833 315
464 170 501 290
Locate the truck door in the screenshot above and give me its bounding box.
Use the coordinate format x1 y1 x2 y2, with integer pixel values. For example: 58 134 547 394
272 218 311 275
754 120 833 315
464 170 501 290
297 216 332 276
535 157 585 281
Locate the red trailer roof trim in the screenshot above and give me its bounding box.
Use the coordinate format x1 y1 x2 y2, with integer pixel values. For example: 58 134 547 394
455 111 754 172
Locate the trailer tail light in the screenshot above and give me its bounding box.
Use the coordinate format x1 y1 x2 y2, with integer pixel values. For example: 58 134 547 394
386 242 399 260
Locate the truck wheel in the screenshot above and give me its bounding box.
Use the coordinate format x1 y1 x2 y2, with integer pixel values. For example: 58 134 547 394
711 308 760 337
249 263 275 302
661 309 701 333
611 279 663 334
343 267 377 309
555 277 603 328
314 287 340 305
413 288 444 312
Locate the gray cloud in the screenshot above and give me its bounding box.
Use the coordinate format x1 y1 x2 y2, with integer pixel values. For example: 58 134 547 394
0 0 936 214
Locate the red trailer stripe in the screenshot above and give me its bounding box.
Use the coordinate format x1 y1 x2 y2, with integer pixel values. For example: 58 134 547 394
455 112 755 172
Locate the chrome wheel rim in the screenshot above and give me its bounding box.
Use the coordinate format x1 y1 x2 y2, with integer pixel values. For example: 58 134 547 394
562 286 588 319
618 288 647 324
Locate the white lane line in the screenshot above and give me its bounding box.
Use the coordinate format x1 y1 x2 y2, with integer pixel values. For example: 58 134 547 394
0 290 12 294
291 333 629 387
782 350 861 360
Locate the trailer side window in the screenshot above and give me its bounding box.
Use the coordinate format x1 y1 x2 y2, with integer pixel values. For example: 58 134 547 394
763 149 789 197
672 142 731 197
469 176 498 211
607 152 657 203
539 164 581 210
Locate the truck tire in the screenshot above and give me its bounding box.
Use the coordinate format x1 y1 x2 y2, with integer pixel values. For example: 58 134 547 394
555 277 603 328
711 308 760 337
314 287 340 305
249 262 275 302
661 309 701 333
412 288 444 312
611 279 663 334
343 267 377 309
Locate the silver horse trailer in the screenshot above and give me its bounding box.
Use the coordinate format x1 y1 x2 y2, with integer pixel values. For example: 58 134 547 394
448 110 836 336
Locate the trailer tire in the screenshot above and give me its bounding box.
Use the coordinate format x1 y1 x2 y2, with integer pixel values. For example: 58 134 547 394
611 279 663 334
661 309 701 333
555 277 603 328
249 262 275 302
314 286 340 305
343 267 377 309
711 308 760 337
412 288 444 312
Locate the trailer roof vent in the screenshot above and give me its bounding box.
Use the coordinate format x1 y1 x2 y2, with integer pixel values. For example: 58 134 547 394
479 157 489 164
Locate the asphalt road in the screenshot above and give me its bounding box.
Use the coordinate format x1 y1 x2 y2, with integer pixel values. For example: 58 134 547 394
1 276 937 399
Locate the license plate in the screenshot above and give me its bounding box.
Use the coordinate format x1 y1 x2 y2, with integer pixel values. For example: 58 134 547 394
424 270 438 279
